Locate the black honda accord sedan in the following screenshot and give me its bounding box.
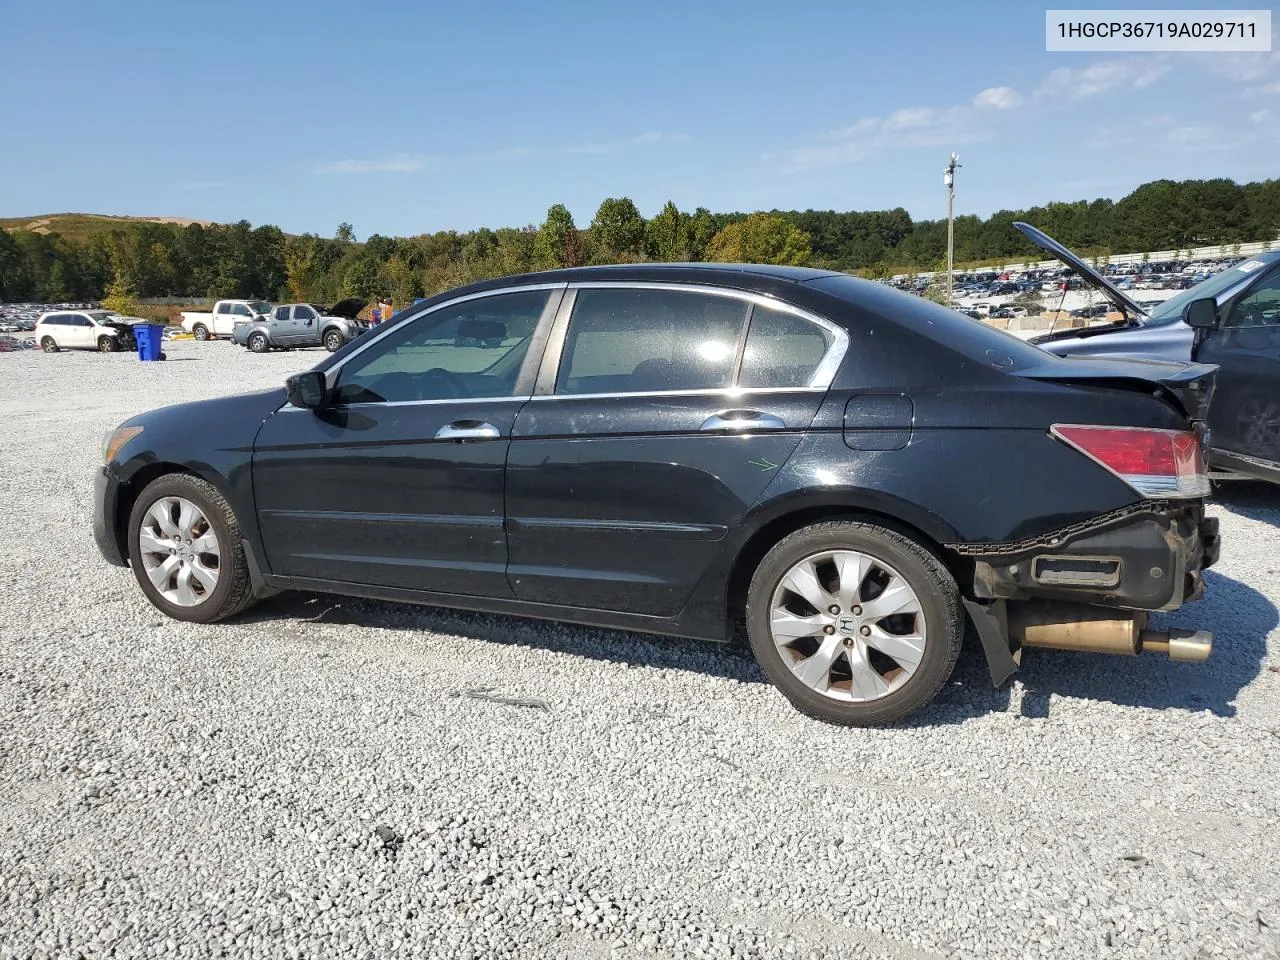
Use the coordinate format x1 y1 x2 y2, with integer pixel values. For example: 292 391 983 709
94 264 1220 725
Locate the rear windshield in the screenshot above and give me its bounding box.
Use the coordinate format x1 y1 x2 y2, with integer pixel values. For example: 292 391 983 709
808 274 1048 372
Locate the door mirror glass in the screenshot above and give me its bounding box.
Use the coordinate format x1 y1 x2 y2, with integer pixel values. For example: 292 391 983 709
286 371 327 409
1184 298 1218 330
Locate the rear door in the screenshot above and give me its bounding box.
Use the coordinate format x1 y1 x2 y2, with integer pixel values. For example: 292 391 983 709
1196 265 1280 477
503 283 845 616
252 285 563 595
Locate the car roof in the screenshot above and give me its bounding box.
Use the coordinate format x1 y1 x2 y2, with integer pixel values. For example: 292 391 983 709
445 262 843 298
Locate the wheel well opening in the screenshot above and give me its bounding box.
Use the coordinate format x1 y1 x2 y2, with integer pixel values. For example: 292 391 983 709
113 463 196 557
725 507 970 631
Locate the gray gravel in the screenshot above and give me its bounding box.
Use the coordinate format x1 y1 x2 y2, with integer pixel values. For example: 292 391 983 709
1 340 1278 960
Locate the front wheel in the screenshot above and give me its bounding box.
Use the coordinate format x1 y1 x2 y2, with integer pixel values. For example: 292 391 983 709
127 474 256 623
41 337 59 353
98 336 116 353
193 324 210 341
746 521 963 727
323 329 344 352
248 332 270 353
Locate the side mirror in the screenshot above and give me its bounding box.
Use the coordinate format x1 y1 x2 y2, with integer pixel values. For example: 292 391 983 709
1185 298 1218 330
286 371 327 409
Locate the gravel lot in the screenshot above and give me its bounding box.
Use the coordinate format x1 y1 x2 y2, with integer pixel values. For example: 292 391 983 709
1 340 1278 960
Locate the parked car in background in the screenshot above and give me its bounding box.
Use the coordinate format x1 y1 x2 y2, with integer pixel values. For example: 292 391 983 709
231 299 367 353
95 263 1219 727
36 309 138 353
1017 221 1280 484
180 300 272 341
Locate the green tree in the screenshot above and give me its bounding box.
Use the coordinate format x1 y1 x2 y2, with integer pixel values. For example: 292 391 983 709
590 197 646 261
704 213 811 266
689 207 717 261
532 204 581 269
335 222 355 243
646 201 693 261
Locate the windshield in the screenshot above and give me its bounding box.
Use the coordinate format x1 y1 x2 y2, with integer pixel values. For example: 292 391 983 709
249 301 272 315
86 310 113 323
1148 256 1278 322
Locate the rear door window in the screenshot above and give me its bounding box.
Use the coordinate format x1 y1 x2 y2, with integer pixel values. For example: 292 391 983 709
555 288 749 395
738 305 833 388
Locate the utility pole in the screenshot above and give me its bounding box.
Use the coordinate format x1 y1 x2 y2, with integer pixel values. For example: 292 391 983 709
944 153 960 307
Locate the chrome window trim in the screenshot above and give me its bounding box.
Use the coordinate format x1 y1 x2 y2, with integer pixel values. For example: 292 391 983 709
321 282 569 384
529 385 826 402
554 281 849 395
278 395 530 412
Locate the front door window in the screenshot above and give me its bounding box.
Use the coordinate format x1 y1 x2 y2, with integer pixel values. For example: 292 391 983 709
333 290 552 404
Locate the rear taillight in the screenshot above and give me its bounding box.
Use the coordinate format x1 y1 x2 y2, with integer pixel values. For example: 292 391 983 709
1051 424 1209 499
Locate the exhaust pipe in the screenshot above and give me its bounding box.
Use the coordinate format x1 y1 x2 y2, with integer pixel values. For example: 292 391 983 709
1007 602 1212 662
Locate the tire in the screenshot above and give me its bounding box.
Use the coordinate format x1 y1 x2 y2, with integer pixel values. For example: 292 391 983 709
158 352 167 361
193 324 210 341
40 337 59 353
248 332 270 353
745 521 963 727
98 336 116 353
127 473 256 624
323 329 344 352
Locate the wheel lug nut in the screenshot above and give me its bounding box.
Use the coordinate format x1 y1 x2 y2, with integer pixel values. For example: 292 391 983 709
823 625 835 635
828 605 840 615
852 605 862 615
842 637 854 647
860 625 871 637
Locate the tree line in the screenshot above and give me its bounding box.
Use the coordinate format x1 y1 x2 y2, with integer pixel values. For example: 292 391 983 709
1 177 1278 306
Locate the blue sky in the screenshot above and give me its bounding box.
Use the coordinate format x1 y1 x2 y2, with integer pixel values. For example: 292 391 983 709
1 0 1277 238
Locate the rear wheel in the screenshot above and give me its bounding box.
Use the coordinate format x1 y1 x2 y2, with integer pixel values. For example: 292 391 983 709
248 332 270 353
746 521 962 726
193 324 210 341
40 337 59 353
98 336 116 353
127 474 256 623
323 329 344 352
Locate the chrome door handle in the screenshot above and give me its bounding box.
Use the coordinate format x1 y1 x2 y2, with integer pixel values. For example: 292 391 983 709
434 421 501 441
699 409 786 432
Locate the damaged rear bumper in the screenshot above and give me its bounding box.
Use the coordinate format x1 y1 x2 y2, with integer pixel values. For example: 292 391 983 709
953 502 1219 685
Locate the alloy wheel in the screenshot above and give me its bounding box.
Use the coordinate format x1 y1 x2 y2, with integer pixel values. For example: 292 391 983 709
137 496 221 607
769 549 926 702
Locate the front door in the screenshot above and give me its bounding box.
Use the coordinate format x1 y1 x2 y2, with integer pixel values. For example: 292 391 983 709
68 314 95 349
253 286 563 595
504 285 840 616
285 305 318 345
1197 266 1280 477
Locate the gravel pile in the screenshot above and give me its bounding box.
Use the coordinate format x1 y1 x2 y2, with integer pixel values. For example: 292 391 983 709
1 341 1278 959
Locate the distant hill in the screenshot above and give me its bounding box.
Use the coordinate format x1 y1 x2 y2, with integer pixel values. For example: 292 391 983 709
0 213 214 243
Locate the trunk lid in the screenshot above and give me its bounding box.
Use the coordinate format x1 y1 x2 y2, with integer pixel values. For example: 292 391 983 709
1019 355 1218 422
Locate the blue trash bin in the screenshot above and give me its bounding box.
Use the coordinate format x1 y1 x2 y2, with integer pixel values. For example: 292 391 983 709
136 324 165 362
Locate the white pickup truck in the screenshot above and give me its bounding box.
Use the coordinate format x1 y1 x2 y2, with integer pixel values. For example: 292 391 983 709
180 299 272 340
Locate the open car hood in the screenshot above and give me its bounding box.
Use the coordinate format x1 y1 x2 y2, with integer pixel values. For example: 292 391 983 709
1014 221 1150 323
325 297 366 320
